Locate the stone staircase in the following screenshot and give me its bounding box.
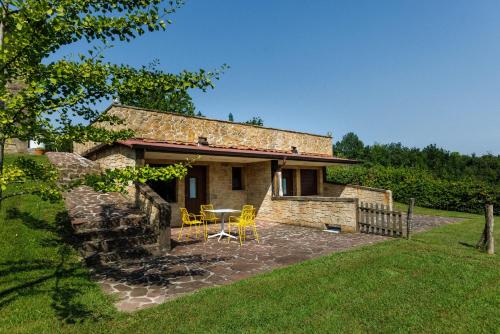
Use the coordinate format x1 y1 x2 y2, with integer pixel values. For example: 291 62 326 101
67 186 161 265
46 152 166 266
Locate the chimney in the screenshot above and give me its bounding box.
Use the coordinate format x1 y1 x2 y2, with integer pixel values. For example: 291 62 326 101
198 136 209 146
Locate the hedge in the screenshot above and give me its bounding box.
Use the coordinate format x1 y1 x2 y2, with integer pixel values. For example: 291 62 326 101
327 165 500 215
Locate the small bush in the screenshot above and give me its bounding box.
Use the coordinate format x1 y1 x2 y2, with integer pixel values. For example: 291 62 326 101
327 165 500 215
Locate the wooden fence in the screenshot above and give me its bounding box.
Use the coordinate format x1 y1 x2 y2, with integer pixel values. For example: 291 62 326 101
358 203 404 237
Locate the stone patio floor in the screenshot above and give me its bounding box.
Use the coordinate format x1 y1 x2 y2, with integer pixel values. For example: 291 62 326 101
91 214 464 312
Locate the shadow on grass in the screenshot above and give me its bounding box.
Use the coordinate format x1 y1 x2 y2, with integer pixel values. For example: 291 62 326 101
458 241 478 249
1 208 108 324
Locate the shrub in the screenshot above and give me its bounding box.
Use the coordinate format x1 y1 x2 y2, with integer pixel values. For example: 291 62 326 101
327 165 500 215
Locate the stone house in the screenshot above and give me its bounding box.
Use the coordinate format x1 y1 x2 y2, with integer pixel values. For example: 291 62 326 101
74 104 392 232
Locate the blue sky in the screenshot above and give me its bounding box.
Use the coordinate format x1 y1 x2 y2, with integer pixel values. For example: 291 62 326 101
59 0 500 155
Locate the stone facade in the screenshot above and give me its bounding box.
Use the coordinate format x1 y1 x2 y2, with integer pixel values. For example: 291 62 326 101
68 104 395 233
74 105 332 156
323 183 392 209
82 145 392 232
92 145 137 171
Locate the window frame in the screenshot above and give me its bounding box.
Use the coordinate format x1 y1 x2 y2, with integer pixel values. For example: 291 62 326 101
232 167 244 191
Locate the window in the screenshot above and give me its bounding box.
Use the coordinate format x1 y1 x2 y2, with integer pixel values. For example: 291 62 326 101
147 179 177 203
232 167 244 190
300 169 318 196
189 177 197 198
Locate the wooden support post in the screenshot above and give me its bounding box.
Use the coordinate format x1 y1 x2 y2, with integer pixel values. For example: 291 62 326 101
136 148 145 167
406 198 415 239
276 170 283 197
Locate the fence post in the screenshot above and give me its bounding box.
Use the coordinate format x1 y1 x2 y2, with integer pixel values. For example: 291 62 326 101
477 204 495 254
406 198 415 239
486 204 495 255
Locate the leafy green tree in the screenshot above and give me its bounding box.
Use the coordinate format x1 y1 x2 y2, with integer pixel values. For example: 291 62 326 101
118 60 222 116
334 132 365 159
0 0 220 204
228 112 234 122
244 116 264 126
334 131 500 185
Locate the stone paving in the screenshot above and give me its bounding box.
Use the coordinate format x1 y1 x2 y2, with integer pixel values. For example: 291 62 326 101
90 214 464 312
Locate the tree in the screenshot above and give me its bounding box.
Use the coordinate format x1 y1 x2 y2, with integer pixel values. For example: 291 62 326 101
118 60 222 116
0 0 221 204
228 112 234 122
334 132 364 159
244 116 264 126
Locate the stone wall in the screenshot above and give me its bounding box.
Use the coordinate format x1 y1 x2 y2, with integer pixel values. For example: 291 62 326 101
46 152 101 185
134 183 171 250
323 183 393 209
93 145 137 170
74 105 333 156
260 196 358 232
5 138 28 154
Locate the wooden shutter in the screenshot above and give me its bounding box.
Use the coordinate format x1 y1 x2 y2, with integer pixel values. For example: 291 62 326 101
300 169 318 196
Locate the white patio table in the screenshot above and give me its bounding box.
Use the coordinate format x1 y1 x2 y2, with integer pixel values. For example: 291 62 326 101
206 209 241 241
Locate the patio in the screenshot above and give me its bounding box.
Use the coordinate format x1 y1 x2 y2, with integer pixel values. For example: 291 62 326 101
91 214 463 312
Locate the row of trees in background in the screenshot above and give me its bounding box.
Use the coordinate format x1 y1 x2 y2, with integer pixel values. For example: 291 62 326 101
330 133 500 214
334 132 500 184
328 165 499 215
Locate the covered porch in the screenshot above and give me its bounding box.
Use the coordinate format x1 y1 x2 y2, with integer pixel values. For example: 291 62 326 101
119 139 358 228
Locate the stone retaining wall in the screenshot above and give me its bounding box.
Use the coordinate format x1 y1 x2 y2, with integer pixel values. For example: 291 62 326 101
46 152 101 185
260 196 358 232
74 104 333 156
134 182 171 250
323 183 392 209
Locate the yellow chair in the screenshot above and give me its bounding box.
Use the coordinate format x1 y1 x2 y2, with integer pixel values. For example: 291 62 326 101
227 209 253 246
228 204 253 222
179 208 207 241
200 204 220 225
241 208 259 244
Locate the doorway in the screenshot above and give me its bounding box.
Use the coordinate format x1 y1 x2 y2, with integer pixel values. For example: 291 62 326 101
185 166 207 214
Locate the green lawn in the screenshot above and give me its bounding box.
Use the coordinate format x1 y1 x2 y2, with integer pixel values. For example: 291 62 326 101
1 154 499 333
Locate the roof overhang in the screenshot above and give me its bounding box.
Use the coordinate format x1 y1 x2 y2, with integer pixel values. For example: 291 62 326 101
85 139 360 166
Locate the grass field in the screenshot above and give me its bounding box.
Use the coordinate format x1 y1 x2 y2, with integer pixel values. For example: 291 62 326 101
0 154 499 333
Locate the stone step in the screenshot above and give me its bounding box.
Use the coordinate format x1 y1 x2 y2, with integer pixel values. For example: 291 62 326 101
72 211 147 232
84 244 159 266
82 234 158 254
75 224 156 241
